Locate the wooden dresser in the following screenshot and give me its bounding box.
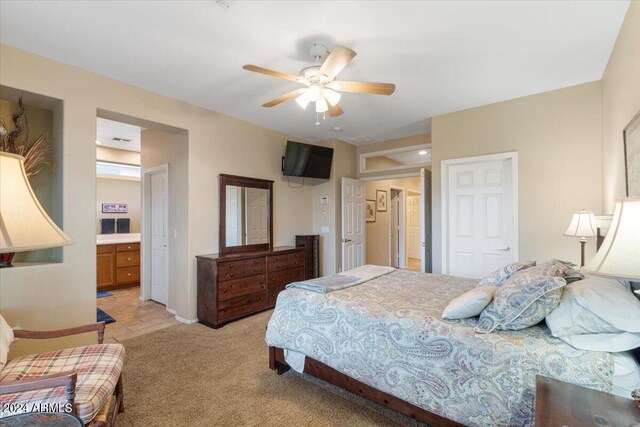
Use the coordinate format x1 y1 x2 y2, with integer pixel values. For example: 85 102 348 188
197 246 305 329
97 242 141 290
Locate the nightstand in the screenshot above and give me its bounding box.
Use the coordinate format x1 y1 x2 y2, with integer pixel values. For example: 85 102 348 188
535 375 640 426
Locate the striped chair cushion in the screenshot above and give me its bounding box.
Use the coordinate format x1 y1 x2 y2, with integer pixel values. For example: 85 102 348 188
0 344 124 424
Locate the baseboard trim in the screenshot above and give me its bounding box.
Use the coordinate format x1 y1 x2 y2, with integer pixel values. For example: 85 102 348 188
166 308 177 315
175 315 198 324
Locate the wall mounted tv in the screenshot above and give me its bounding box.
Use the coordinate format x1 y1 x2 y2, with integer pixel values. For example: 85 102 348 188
282 141 334 179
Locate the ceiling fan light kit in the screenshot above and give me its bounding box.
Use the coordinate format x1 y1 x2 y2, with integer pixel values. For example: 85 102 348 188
243 43 396 124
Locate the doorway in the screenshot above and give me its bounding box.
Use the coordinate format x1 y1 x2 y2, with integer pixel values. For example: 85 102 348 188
363 172 430 272
441 152 518 278
95 111 188 342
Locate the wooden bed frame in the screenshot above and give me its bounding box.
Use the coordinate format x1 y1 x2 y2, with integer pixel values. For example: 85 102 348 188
268 346 463 427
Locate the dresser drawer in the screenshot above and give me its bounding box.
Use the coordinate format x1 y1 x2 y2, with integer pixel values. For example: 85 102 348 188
288 252 304 270
116 251 140 267
243 257 266 276
267 284 287 306
97 244 115 254
217 260 245 281
116 266 140 284
268 267 304 289
218 275 266 301
218 291 267 322
267 253 290 272
116 242 140 252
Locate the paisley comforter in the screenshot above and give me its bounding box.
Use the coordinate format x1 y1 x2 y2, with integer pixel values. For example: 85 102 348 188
265 270 612 426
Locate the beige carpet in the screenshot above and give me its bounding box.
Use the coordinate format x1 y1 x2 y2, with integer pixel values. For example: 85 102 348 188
118 310 424 427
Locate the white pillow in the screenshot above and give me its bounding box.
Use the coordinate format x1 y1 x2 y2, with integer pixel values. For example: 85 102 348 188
546 276 640 337
558 332 640 352
0 314 15 369
611 351 640 400
442 286 498 320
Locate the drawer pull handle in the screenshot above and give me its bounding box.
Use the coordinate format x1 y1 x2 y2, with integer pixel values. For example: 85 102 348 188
127 246 131 249
223 307 228 312
127 273 131 277
223 289 228 293
254 268 258 272
127 257 132 261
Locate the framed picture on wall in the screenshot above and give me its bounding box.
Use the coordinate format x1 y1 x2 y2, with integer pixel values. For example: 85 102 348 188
624 111 640 197
376 190 387 212
102 203 128 214
366 199 376 222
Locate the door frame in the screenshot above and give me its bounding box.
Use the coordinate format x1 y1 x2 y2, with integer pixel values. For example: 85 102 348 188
440 152 519 275
388 186 406 268
141 163 171 310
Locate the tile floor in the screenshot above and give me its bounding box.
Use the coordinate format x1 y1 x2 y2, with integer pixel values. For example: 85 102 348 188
97 287 180 343
404 258 422 272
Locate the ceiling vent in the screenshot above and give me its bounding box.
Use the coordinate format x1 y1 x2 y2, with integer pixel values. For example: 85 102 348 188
112 137 132 143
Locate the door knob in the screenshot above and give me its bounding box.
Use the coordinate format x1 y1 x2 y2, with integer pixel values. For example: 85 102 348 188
497 246 511 251
342 238 352 243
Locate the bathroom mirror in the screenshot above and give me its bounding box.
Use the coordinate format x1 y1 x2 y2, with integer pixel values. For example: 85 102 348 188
219 174 273 254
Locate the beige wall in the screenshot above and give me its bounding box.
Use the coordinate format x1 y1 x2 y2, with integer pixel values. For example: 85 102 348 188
96 177 141 233
601 1 640 213
311 138 358 275
96 146 140 165
0 44 324 356
365 177 421 266
431 82 603 273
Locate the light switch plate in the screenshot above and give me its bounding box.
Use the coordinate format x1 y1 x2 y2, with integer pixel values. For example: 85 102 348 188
320 197 329 205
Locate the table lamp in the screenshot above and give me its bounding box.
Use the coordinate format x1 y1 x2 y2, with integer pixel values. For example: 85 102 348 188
0 152 73 267
563 209 597 267
582 197 640 402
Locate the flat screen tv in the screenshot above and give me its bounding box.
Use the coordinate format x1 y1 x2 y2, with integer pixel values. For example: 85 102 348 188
283 141 334 179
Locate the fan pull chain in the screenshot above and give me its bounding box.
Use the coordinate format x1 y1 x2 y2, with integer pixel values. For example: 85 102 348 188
316 112 320 126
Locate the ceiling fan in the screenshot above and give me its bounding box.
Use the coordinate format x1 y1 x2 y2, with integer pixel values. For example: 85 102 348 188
243 43 396 119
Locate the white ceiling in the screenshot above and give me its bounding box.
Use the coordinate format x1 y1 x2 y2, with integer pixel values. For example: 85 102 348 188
0 1 629 145
96 118 142 152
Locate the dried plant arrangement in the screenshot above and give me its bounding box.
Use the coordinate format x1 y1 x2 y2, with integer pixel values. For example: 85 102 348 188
0 96 50 178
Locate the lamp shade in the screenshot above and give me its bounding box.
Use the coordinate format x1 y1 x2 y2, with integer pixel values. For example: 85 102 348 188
563 210 597 238
0 152 73 253
582 198 640 280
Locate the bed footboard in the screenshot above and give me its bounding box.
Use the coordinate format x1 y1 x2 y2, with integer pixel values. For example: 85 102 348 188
267 346 462 427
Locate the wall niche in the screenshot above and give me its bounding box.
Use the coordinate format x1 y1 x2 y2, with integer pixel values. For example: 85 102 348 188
0 86 65 264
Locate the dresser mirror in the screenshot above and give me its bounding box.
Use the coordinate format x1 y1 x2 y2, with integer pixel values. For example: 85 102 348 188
219 174 273 254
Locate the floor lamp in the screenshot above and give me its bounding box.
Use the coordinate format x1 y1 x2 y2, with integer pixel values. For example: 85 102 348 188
0 152 73 267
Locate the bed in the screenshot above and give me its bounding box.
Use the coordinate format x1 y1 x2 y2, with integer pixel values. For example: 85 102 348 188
265 269 614 426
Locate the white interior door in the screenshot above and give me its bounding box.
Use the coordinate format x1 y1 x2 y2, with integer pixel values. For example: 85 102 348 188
446 156 516 278
150 171 169 305
407 194 421 260
245 187 268 244
341 177 365 272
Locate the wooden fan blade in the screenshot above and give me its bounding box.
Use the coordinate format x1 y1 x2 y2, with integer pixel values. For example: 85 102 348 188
319 46 356 80
261 89 305 107
243 65 301 82
328 80 396 95
327 102 344 117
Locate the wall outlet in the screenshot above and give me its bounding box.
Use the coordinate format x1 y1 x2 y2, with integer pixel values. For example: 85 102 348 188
322 209 327 218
